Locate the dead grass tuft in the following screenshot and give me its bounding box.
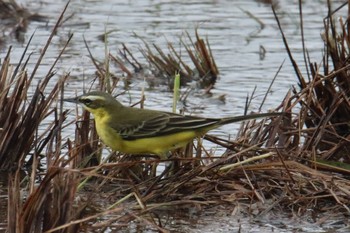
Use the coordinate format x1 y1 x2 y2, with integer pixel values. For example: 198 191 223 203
106 29 219 91
0 0 46 43
2 0 350 232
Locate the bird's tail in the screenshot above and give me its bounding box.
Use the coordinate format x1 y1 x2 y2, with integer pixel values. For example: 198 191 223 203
218 112 282 126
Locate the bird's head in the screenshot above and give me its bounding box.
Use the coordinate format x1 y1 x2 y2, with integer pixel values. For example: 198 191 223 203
64 91 122 114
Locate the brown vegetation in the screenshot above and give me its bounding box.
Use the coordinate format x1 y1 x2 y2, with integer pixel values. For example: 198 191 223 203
106 30 218 91
0 0 349 232
0 0 46 43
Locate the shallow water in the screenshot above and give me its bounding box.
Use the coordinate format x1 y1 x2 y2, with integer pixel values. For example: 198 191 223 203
3 0 346 141
1 0 349 232
3 0 344 118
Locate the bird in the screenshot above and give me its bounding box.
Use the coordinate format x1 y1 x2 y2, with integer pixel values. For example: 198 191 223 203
64 91 281 158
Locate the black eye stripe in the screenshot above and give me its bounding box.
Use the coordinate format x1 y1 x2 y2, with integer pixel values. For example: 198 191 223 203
81 98 93 105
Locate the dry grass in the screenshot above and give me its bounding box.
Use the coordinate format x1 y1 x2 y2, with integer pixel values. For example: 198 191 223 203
0 0 46 43
1 0 350 232
106 29 219 91
1 2 86 232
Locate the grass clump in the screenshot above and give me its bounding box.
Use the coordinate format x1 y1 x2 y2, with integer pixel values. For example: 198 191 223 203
1 0 350 232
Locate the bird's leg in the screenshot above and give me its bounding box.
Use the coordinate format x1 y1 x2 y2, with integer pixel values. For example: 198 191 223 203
193 137 203 167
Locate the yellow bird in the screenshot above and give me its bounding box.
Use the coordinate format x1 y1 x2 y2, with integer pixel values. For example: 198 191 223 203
65 91 280 158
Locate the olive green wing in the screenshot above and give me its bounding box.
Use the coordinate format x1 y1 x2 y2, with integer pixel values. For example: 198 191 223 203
115 113 219 140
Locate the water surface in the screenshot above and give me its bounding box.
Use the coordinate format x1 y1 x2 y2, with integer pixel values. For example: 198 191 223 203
1 1 349 232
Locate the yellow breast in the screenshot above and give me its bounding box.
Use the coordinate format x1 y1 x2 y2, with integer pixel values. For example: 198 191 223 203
94 113 197 157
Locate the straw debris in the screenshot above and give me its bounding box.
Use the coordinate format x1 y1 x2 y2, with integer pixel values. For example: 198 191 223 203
1 0 350 232
0 0 46 43
107 29 219 91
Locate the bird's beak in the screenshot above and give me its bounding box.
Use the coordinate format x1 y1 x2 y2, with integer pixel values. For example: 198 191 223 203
63 96 79 104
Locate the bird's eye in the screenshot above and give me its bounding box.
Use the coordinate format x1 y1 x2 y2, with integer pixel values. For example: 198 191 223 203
81 98 93 106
